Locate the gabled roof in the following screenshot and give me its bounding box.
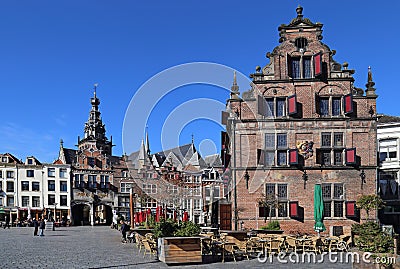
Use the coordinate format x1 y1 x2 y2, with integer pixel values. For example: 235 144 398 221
154 143 193 163
204 154 223 167
63 148 77 164
0 153 22 164
26 156 42 165
185 151 207 168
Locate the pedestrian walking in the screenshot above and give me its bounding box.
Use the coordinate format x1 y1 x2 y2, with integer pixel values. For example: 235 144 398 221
3 215 10 229
39 218 45 236
32 218 39 236
120 220 130 243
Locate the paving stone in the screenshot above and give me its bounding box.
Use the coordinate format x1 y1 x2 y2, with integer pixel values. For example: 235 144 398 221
0 226 353 268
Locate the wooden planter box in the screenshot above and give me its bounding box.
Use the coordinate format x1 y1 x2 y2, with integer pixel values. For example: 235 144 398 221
158 237 202 265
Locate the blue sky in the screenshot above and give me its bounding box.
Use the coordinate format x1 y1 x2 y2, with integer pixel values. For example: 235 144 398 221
0 0 399 163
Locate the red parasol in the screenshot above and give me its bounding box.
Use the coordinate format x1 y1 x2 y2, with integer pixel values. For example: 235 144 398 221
183 211 189 222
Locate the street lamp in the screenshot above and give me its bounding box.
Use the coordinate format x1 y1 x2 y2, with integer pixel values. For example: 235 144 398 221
302 170 308 189
360 170 366 189
244 171 250 189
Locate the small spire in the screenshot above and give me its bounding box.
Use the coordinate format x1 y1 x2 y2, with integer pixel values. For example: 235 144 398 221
145 126 150 156
191 134 194 144
365 66 377 97
231 71 239 94
60 139 64 148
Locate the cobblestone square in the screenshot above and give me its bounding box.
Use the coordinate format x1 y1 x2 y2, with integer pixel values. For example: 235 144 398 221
0 226 354 269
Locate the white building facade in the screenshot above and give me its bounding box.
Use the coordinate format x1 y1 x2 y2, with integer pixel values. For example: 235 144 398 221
377 115 400 233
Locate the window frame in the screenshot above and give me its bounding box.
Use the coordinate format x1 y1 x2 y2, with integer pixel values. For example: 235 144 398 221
32 182 40 192
60 181 68 192
318 95 347 117
6 181 14 192
259 183 289 219
21 181 29 191
48 168 55 178
263 133 288 167
22 196 29 207
60 195 68 206
318 132 345 166
48 194 56 206
48 180 56 191
289 55 313 79
322 183 345 218
26 170 35 178
59 168 67 178
32 196 40 207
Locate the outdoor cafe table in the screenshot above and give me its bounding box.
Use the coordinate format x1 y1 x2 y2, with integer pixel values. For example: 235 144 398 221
257 238 271 254
212 241 236 263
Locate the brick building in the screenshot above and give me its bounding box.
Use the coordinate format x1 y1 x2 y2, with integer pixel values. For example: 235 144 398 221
224 6 378 235
55 87 123 226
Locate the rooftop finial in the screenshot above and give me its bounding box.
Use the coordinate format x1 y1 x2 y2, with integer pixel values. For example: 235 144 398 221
231 70 239 94
191 133 194 144
365 66 377 97
296 5 303 17
60 139 64 147
93 83 98 97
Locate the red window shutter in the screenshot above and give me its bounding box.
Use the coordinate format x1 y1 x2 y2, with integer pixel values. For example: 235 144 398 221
257 149 265 165
221 111 229 125
287 94 297 115
345 148 356 165
346 201 357 218
289 201 299 218
289 149 298 165
344 94 353 114
257 95 267 116
313 53 322 77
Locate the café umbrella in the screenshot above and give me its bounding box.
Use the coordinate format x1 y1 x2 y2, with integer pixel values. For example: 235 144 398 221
182 211 189 222
313 184 326 235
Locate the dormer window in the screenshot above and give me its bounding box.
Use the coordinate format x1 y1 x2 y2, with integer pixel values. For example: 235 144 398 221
27 158 33 165
1 156 8 163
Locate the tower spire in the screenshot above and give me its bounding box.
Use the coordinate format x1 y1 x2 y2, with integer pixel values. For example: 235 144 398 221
145 126 150 156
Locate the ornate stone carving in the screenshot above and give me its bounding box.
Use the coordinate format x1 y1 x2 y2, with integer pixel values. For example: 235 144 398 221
296 141 314 159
